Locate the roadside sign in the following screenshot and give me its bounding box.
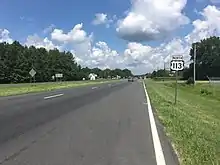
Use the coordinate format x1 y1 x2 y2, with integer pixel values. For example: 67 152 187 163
170 60 184 71
172 55 183 61
29 68 36 77
55 73 63 78
170 55 185 105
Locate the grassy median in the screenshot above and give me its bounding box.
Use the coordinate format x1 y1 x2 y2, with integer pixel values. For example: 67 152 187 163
145 80 220 165
0 80 119 96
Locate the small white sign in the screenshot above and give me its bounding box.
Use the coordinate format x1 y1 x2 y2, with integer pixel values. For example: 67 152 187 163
29 68 36 77
55 73 63 78
172 55 183 61
170 60 184 71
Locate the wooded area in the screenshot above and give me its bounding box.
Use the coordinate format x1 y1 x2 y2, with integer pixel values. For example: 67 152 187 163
150 36 220 80
0 41 133 83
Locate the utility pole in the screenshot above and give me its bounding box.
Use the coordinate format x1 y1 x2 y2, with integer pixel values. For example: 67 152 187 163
193 44 196 85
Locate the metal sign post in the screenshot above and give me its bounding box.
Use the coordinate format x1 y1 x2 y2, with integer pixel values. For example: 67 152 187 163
175 71 178 104
170 55 184 105
29 68 36 83
55 73 63 82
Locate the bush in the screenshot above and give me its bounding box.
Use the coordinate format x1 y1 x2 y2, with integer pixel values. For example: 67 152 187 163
200 88 212 95
186 77 194 85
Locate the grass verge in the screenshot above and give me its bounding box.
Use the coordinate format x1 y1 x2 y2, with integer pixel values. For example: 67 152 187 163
145 80 220 165
0 80 119 96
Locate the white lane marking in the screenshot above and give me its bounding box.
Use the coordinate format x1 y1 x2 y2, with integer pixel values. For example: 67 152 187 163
143 82 166 165
44 94 64 100
92 87 98 89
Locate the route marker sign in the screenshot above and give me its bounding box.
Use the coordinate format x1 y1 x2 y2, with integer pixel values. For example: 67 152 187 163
170 60 184 71
170 55 185 105
170 55 184 71
29 68 36 77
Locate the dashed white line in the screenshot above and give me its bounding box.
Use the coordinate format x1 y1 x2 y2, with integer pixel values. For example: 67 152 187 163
92 87 98 89
44 94 64 100
143 82 166 165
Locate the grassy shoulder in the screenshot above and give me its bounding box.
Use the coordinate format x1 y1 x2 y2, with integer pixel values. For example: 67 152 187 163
145 80 220 165
0 80 119 96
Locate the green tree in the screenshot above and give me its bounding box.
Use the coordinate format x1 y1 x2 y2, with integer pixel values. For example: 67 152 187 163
187 36 220 80
0 41 133 83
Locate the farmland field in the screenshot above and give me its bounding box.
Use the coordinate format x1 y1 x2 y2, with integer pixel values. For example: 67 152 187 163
145 79 220 165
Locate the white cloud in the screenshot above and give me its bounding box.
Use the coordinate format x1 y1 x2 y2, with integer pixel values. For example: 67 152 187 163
92 13 117 28
92 13 108 25
0 29 13 44
73 41 120 69
25 34 61 50
50 23 94 66
185 5 220 43
3 4 220 74
43 24 55 34
116 5 220 74
116 0 189 42
73 38 189 74
117 39 189 74
51 23 89 43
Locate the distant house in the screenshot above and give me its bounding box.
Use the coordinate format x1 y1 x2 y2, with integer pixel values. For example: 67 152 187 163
116 75 121 79
88 73 97 80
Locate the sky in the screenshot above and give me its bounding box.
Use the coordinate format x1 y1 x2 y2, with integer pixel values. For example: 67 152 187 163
1 0 220 74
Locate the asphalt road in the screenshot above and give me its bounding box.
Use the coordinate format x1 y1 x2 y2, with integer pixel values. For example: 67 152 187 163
0 80 179 165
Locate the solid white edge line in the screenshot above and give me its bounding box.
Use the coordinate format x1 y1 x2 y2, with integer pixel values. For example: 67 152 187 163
44 94 64 100
143 82 166 165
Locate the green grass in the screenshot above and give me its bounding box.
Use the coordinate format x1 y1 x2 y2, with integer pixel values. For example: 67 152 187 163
0 80 119 96
145 80 220 165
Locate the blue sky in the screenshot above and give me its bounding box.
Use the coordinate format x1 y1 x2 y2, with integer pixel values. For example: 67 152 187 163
1 0 220 74
0 0 201 46
0 0 129 49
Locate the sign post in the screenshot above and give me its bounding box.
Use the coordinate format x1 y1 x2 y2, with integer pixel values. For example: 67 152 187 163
29 68 36 83
170 55 184 105
55 73 63 82
175 70 178 104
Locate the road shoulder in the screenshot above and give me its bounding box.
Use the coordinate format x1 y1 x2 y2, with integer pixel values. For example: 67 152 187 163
143 81 179 165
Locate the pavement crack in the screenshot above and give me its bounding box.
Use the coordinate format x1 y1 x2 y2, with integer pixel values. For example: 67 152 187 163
0 127 56 164
0 139 37 164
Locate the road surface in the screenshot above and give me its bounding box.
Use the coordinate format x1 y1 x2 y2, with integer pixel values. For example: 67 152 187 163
0 80 179 165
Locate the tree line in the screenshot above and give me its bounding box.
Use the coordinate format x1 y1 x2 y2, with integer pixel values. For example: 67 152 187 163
0 41 133 83
150 36 220 80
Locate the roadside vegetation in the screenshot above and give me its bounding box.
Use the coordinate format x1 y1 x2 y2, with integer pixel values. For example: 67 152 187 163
0 41 132 83
0 80 118 96
146 80 220 165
